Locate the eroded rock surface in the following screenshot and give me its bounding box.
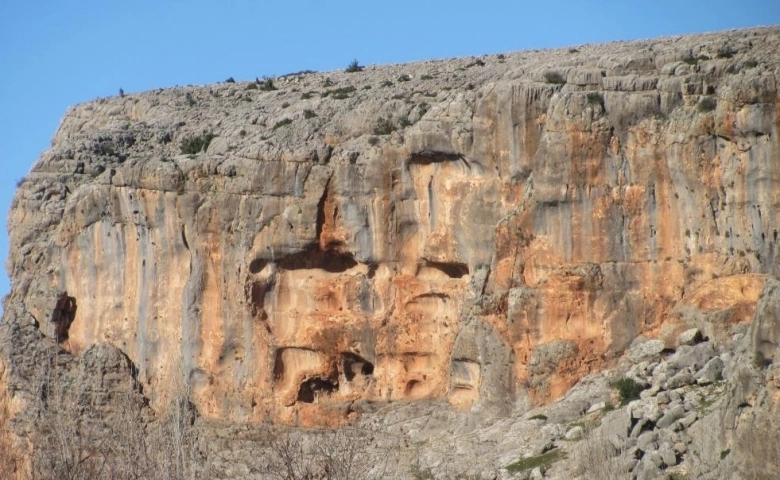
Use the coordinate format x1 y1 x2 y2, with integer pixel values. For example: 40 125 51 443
2 25 780 480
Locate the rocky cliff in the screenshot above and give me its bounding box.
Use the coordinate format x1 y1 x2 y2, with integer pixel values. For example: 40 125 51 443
3 26 780 479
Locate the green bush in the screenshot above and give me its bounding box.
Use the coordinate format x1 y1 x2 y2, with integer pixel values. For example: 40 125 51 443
224 77 235 83
180 133 216 154
611 377 645 405
303 109 317 119
398 74 411 82
346 59 364 73
381 80 393 87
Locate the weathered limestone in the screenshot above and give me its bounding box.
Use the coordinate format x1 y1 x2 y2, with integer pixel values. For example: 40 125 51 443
2 27 780 443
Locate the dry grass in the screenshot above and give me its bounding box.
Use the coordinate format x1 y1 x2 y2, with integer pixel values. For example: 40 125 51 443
572 431 629 480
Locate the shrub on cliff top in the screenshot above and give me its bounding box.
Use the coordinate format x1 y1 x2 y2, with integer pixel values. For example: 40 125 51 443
346 59 364 73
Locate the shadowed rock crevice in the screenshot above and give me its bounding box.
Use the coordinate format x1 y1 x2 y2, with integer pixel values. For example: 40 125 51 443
276 245 358 272
342 352 374 381
422 261 469 278
50 292 77 343
297 377 338 403
409 151 465 166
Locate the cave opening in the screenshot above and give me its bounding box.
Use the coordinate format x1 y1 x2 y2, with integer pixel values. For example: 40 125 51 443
297 377 338 403
342 352 375 381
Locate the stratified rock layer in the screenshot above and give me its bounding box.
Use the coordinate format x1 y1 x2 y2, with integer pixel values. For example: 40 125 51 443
4 27 780 429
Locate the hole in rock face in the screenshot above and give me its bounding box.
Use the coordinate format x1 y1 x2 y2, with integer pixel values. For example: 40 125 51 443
277 245 357 273
297 377 338 403
425 261 469 279
50 292 77 343
342 352 375 381
247 282 270 320
249 259 267 274
404 380 422 396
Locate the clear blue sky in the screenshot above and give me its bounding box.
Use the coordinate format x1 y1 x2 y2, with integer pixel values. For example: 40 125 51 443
1 1 778 317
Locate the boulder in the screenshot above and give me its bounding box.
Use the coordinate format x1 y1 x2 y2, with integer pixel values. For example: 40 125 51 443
656 405 686 429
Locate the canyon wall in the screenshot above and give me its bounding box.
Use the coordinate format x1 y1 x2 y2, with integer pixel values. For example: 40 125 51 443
3 27 780 431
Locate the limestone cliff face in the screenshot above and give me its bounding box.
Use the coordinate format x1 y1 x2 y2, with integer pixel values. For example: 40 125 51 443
4 27 780 426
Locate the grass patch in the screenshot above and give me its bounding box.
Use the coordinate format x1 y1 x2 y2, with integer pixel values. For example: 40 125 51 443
506 448 564 474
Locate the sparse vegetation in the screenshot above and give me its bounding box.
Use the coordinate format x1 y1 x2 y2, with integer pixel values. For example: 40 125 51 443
225 77 236 83
185 92 196 107
698 96 717 113
573 432 628 480
119 88 125 97
323 77 335 87
303 109 317 119
381 80 393 87
346 59 364 73
586 92 603 106
543 71 566 84
716 47 737 59
301 91 313 99
568 48 580 54
273 118 293 130
257 77 277 91
322 86 357 99
505 448 564 474
529 414 548 421
611 377 645 405
180 132 216 154
367 136 380 146
373 116 396 135
420 74 434 80
398 74 411 82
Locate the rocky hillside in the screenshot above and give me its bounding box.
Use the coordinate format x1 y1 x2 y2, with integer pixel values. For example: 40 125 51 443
2 26 780 479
